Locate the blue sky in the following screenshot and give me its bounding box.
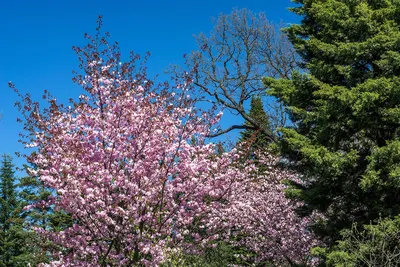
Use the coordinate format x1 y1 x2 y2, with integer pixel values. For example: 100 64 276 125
0 0 300 172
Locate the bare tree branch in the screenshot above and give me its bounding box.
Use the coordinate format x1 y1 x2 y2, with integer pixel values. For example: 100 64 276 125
207 124 257 138
186 8 298 141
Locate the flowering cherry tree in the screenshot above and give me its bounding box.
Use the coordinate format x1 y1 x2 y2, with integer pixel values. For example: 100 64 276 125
211 150 318 266
12 20 316 266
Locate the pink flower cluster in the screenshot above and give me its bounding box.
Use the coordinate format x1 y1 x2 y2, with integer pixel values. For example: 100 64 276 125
211 151 318 265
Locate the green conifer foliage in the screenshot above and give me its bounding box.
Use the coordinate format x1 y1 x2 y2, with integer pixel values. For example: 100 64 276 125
264 0 400 245
0 157 69 266
239 96 273 151
0 155 21 266
324 216 400 266
18 165 73 265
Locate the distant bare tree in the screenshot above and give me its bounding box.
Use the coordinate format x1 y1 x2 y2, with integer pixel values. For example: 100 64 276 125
186 8 298 140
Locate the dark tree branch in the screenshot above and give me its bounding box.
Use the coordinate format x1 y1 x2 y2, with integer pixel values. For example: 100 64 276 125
185 9 298 141
207 124 256 137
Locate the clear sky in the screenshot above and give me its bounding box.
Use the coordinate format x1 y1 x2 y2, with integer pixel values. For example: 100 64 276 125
0 0 300 171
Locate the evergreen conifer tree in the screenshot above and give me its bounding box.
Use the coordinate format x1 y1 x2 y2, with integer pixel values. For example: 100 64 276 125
19 165 72 232
264 0 400 247
0 155 23 266
17 164 73 265
0 157 66 266
239 96 273 151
